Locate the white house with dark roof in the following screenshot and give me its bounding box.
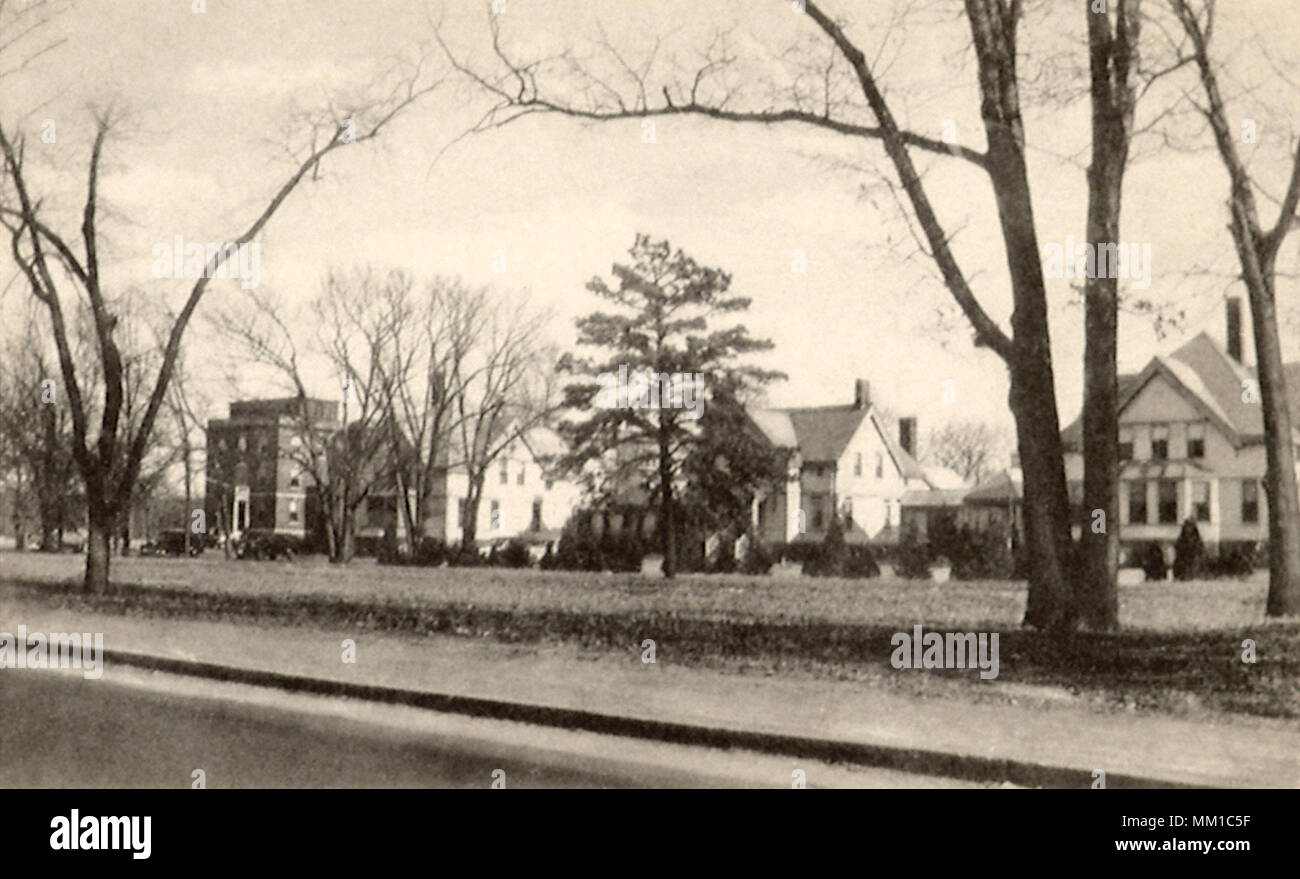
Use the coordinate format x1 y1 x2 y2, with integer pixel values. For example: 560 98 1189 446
747 379 939 545
1060 298 1300 554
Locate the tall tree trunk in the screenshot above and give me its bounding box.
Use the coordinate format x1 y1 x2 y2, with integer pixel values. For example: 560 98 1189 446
1078 1 1138 632
1012 367 1076 630
461 480 482 550
182 451 193 555
1234 222 1300 616
658 428 677 578
982 108 1077 630
85 503 112 594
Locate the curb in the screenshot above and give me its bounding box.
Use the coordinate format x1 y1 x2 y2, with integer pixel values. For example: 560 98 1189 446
101 647 1205 789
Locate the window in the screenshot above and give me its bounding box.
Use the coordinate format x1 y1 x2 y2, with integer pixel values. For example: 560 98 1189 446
517 465 525 486
1158 480 1178 524
490 499 501 531
1127 481 1147 524
854 453 863 477
289 473 301 488
1242 480 1259 523
1191 482 1210 522
1118 427 1133 461
812 496 825 530
1151 425 1168 460
545 479 554 492
499 459 509 485
875 453 884 479
530 500 543 532
456 498 466 528
884 500 893 528
288 500 299 523
841 498 853 528
1187 423 1205 459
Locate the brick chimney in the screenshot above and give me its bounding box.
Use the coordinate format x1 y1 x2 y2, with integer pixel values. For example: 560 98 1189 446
899 417 917 458
853 379 871 409
1226 297 1243 363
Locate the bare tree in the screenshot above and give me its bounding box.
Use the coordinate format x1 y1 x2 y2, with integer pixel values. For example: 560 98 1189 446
0 55 440 591
1168 0 1300 616
452 292 556 549
0 310 80 550
161 343 212 556
374 276 485 557
924 418 1011 485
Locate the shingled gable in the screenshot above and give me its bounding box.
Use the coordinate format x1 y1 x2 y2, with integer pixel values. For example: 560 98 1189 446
1061 330 1300 451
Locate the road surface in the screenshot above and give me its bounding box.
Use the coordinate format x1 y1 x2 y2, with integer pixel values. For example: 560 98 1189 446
0 666 984 788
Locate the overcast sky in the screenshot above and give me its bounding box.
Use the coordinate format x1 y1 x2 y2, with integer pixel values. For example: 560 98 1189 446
3 0 1298 451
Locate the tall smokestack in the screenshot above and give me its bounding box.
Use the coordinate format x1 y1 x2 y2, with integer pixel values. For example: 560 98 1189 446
1226 297 1243 363
899 417 917 458
853 379 871 410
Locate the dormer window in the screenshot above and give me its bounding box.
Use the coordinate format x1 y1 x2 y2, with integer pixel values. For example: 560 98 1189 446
1118 427 1134 461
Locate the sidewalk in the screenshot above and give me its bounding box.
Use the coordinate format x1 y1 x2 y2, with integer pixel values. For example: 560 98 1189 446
3 591 1296 788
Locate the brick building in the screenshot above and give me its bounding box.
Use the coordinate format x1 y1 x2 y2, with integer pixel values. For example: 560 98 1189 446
205 397 338 540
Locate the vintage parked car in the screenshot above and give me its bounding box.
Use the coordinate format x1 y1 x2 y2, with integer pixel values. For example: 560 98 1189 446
233 531 299 561
140 529 203 557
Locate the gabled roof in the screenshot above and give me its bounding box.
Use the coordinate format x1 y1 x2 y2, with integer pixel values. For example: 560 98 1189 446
783 405 870 463
962 470 1022 505
1061 331 1300 450
746 408 799 448
747 400 935 487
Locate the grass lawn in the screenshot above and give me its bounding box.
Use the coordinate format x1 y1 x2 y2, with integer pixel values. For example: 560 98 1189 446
2 550 1297 720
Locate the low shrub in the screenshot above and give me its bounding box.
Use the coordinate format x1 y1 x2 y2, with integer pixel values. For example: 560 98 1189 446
447 543 485 567
1173 519 1205 581
413 537 449 567
802 516 846 577
554 513 603 571
945 527 1015 580
706 533 737 574
895 527 931 580
1141 541 1168 581
738 532 774 576
1204 542 1258 579
802 517 879 578
492 538 534 569
600 532 645 573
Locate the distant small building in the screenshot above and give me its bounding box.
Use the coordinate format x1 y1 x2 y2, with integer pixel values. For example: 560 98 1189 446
899 487 968 541
958 468 1024 535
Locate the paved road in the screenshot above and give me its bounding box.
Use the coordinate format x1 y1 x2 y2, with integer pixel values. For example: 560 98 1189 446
0 667 982 788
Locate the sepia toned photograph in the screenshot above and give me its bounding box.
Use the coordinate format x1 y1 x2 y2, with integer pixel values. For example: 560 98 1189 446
0 0 1296 848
